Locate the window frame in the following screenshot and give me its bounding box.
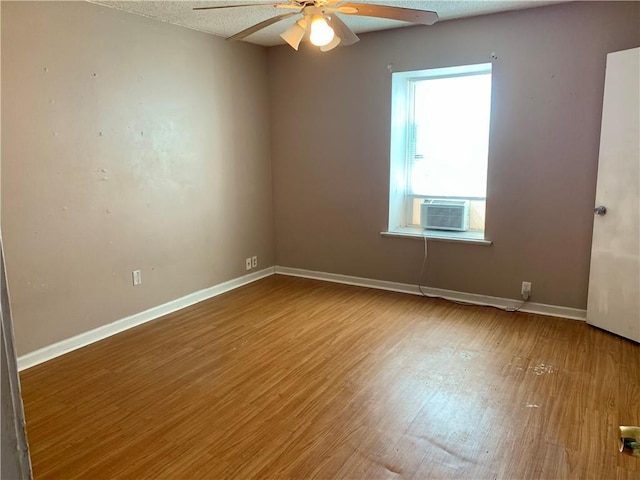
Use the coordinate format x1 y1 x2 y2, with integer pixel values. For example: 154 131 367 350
388 63 492 239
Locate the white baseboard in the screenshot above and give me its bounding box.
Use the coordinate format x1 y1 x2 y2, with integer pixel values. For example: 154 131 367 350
19 264 587 371
274 266 587 321
17 267 275 371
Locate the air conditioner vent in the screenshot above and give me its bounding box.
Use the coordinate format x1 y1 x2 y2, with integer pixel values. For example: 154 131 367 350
420 199 470 231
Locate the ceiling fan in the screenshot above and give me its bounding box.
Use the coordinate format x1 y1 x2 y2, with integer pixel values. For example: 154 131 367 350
193 1 439 51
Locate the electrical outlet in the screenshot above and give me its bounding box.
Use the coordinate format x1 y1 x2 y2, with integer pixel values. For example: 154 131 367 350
251 256 258 268
245 258 252 270
132 270 142 286
521 281 532 300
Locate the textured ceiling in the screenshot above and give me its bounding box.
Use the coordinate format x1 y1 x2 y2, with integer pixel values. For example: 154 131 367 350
91 0 568 47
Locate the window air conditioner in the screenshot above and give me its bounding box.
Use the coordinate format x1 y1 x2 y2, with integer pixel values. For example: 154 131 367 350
420 199 470 231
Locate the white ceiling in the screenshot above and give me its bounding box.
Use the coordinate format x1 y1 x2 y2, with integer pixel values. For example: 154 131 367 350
92 0 567 47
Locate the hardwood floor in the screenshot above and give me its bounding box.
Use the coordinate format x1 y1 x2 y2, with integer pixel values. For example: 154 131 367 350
19 275 640 479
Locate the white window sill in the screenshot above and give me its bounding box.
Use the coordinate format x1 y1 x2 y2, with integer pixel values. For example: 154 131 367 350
380 228 492 246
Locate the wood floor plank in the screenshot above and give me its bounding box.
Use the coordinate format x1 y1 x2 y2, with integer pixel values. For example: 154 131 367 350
19 275 640 479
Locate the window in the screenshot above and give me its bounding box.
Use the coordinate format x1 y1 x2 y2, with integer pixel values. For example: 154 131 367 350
388 63 492 239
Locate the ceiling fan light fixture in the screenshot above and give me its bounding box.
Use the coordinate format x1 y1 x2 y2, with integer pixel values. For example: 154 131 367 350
309 15 335 47
280 19 306 50
196 2 438 51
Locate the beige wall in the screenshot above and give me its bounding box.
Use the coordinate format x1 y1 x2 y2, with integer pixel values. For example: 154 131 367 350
2 2 275 356
268 1 640 309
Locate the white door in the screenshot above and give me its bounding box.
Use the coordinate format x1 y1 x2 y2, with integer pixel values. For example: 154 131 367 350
587 47 640 342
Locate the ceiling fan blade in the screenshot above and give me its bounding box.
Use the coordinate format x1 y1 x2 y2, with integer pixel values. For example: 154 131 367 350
274 4 309 9
326 14 359 46
326 6 358 14
338 3 438 25
193 3 276 11
228 12 299 41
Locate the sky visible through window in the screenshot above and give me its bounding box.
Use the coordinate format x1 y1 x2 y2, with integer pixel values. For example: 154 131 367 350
410 73 491 198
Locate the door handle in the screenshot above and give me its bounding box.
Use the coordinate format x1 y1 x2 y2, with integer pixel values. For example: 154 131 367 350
594 206 607 216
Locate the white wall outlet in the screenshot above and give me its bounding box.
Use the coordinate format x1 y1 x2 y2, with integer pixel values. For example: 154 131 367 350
245 258 252 270
251 256 258 268
521 281 532 300
132 270 142 286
